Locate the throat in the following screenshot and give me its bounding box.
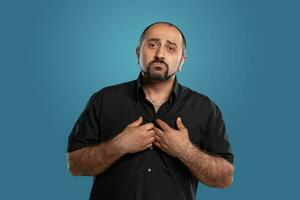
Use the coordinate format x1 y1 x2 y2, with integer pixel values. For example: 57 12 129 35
146 96 167 113
153 103 160 113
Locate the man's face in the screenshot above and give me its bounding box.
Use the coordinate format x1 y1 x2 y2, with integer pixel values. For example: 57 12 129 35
136 24 186 81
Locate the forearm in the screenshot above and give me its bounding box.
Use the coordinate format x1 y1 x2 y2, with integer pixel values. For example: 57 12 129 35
67 135 125 176
178 142 234 188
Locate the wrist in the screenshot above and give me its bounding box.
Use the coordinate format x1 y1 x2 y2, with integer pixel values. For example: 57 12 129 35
110 133 127 156
177 141 194 161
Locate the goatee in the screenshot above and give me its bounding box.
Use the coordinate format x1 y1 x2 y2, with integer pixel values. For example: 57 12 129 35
143 60 172 81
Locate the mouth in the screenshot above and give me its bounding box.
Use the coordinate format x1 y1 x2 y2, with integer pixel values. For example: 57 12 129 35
151 62 166 67
151 63 166 71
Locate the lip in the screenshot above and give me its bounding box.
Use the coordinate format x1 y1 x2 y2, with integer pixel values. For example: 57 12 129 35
151 62 166 67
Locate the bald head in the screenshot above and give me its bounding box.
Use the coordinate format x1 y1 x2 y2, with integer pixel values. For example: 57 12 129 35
138 22 186 55
136 22 187 81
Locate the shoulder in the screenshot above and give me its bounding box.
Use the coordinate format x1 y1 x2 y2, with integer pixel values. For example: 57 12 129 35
179 84 220 113
180 84 215 105
88 80 136 102
101 80 136 94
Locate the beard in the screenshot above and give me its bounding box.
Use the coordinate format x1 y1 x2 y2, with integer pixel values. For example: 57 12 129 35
142 60 175 81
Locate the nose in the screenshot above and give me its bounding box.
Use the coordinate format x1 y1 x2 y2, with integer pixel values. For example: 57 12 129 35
155 45 165 60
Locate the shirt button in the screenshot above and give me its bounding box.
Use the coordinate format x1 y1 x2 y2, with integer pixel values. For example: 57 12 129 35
147 168 152 172
150 146 153 150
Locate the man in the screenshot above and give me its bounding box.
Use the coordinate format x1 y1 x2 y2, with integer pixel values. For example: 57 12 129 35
67 22 234 200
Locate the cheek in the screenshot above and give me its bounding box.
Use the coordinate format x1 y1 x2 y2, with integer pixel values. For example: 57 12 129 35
140 55 147 66
141 52 152 64
170 57 182 67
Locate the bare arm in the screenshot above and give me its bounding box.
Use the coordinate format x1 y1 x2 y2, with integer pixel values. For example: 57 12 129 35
67 136 125 176
154 118 234 188
177 142 234 188
67 116 155 176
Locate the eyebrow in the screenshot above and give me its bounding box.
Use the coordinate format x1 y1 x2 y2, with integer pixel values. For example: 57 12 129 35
147 38 177 47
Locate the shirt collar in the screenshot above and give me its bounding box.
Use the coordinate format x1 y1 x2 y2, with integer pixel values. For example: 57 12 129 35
136 71 180 103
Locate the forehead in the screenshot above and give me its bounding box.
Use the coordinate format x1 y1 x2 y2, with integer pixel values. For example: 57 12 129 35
143 24 183 45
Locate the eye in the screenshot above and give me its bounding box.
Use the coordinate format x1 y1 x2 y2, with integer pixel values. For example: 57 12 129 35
148 42 158 48
167 46 176 53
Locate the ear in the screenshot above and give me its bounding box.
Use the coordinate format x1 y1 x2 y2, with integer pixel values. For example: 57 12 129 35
136 47 140 64
178 55 187 71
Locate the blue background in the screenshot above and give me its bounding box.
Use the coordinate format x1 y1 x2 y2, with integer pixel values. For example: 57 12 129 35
1 0 299 199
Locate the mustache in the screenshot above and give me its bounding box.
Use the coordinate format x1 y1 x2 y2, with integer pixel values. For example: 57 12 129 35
149 59 167 66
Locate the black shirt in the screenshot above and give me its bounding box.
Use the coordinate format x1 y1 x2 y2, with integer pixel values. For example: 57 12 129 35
67 73 233 200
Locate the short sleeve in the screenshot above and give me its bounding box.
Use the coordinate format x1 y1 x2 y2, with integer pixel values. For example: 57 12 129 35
67 91 103 153
205 101 234 164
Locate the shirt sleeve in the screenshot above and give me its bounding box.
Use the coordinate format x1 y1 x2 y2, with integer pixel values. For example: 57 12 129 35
67 90 103 153
205 101 234 164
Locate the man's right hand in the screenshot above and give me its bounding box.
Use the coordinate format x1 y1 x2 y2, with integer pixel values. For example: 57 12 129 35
115 116 155 154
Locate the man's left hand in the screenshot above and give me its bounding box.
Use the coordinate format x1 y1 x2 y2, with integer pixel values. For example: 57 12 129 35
153 117 192 158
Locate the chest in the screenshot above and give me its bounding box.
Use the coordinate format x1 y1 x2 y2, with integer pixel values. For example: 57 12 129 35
98 94 210 149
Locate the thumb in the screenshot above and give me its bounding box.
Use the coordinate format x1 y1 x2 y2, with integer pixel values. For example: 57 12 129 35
128 116 143 127
176 117 186 130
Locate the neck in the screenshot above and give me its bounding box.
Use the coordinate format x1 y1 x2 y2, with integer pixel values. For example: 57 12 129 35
141 74 175 102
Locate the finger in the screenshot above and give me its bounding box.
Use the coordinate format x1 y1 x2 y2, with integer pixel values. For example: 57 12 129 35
176 117 186 130
142 143 153 151
154 127 163 136
146 143 153 148
141 123 154 130
148 137 155 143
156 119 171 131
154 134 162 142
147 130 155 137
154 141 162 148
128 116 143 127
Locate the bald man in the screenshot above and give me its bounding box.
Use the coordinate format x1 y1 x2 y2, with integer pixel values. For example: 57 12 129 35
67 22 234 200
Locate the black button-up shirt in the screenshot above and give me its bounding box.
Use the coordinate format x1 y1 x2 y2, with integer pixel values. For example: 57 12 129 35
67 73 233 200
